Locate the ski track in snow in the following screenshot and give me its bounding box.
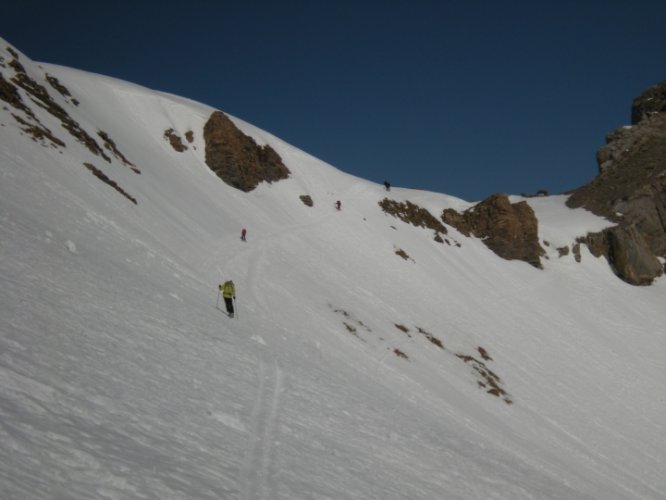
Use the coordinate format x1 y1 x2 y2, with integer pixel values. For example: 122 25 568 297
240 354 283 500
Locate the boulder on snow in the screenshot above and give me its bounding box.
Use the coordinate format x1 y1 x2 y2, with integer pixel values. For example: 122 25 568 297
607 225 663 285
203 111 290 192
577 225 663 286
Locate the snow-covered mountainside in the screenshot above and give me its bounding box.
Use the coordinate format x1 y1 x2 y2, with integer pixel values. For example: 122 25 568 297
1 37 665 500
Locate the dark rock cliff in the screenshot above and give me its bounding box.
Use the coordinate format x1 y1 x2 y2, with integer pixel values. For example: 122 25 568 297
203 111 290 192
567 80 666 285
442 194 545 269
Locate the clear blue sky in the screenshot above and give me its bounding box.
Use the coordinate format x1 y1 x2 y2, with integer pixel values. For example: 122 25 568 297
3 1 665 200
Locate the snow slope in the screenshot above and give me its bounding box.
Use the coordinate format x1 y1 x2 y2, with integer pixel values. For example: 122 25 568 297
1 38 665 499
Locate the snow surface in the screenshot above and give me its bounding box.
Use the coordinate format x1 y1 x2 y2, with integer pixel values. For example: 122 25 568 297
1 38 665 499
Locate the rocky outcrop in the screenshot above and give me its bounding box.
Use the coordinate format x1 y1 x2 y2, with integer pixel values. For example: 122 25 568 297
83 162 137 205
607 225 663 285
631 80 666 124
593 109 666 185
567 79 666 285
441 194 544 268
203 111 290 192
45 73 79 106
575 226 663 285
379 198 448 234
1 46 136 171
164 128 188 152
299 195 314 207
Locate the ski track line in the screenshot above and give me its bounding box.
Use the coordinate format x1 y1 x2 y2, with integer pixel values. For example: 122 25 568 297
240 354 283 500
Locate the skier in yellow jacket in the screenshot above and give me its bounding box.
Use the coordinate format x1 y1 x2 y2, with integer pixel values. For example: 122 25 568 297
219 280 236 317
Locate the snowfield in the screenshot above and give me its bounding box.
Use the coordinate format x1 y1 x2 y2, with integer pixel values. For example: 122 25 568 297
1 38 665 499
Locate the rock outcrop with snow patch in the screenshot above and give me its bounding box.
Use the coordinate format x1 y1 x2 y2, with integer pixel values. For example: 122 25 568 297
567 79 666 285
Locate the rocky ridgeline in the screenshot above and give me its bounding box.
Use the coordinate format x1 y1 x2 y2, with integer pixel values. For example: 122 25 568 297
3 38 663 284
1 47 137 173
1 43 140 205
567 80 666 285
379 198 448 237
378 194 544 269
439 80 665 285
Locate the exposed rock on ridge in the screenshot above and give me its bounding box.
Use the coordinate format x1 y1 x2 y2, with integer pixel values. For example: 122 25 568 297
1 45 137 172
442 194 544 269
567 79 666 285
203 111 290 192
379 198 448 234
631 80 666 124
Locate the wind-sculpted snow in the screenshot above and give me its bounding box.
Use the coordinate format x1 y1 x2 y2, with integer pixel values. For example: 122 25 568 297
1 37 665 499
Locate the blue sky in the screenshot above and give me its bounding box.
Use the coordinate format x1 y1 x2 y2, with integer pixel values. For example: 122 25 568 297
3 1 665 201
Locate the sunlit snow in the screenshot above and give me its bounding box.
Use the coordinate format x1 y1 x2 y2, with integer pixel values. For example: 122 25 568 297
1 39 665 499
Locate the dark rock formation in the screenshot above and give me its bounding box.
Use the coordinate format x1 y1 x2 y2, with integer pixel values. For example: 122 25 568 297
631 80 666 124
164 128 188 152
0 72 31 114
45 73 78 106
11 64 111 161
441 194 544 268
575 227 662 285
83 163 137 205
606 225 663 285
379 198 448 234
2 47 135 172
567 79 666 285
0 72 63 149
203 111 290 192
98 130 138 172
